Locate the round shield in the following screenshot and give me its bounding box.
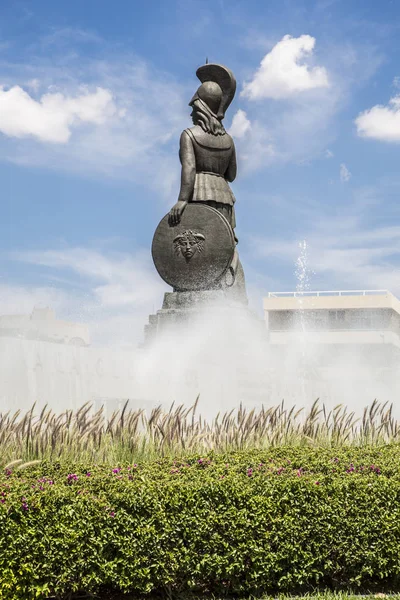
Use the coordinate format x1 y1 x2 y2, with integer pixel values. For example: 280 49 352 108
152 204 235 291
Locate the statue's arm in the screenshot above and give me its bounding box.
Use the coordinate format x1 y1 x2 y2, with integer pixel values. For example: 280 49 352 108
178 130 196 202
225 141 237 183
169 131 196 226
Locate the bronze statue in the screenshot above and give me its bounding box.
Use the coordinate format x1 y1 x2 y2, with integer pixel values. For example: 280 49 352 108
167 63 247 303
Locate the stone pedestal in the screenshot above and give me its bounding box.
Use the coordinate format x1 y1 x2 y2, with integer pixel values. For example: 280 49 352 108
142 290 271 414
144 290 256 345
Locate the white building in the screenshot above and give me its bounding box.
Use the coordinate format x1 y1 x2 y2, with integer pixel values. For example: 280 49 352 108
264 289 400 360
0 307 90 346
263 289 400 410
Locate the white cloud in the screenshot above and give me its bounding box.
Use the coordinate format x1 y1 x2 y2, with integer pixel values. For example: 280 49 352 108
251 194 400 296
0 49 187 194
0 86 116 143
9 247 165 347
355 95 400 142
229 109 251 139
241 34 329 101
325 149 334 158
340 163 351 182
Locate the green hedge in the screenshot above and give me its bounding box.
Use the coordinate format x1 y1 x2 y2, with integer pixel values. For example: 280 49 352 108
1 445 400 599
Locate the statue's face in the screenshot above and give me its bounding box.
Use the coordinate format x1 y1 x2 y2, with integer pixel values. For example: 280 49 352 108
173 230 205 261
178 236 197 259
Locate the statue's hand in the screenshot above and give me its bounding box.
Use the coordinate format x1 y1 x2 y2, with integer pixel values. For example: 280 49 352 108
168 201 187 226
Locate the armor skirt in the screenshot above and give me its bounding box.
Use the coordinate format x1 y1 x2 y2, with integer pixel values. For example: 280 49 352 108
192 172 236 206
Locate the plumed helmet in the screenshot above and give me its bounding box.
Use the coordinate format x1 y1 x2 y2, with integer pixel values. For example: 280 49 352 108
189 63 236 120
194 81 223 116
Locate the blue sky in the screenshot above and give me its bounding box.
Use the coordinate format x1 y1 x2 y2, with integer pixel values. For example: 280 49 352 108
2 0 400 346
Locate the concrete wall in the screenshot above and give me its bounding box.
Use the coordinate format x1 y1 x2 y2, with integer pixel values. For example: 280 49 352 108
0 337 138 415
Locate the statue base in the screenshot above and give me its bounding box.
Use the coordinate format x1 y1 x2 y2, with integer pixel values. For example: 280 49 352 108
143 289 264 346
141 290 271 414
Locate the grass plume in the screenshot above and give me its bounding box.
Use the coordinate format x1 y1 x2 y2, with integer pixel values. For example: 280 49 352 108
0 398 398 465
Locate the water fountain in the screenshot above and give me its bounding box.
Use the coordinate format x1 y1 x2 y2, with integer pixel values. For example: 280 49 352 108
1 62 400 423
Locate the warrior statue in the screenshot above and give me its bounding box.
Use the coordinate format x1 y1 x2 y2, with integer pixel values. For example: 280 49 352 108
168 63 247 304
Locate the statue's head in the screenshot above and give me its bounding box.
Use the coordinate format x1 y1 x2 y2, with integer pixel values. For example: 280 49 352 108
189 63 236 124
191 81 223 116
173 230 205 261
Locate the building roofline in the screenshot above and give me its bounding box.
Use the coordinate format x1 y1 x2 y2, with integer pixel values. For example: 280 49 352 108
267 289 390 298
264 290 400 314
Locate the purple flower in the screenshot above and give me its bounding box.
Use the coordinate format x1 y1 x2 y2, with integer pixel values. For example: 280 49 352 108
86 472 91 477
112 468 121 474
110 511 115 518
315 481 320 486
277 467 285 475
247 468 253 477
67 473 78 483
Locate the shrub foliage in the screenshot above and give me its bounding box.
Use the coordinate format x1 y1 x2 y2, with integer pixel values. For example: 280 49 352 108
1 445 400 599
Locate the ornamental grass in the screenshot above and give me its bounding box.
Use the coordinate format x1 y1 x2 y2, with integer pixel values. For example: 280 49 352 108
0 398 399 465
